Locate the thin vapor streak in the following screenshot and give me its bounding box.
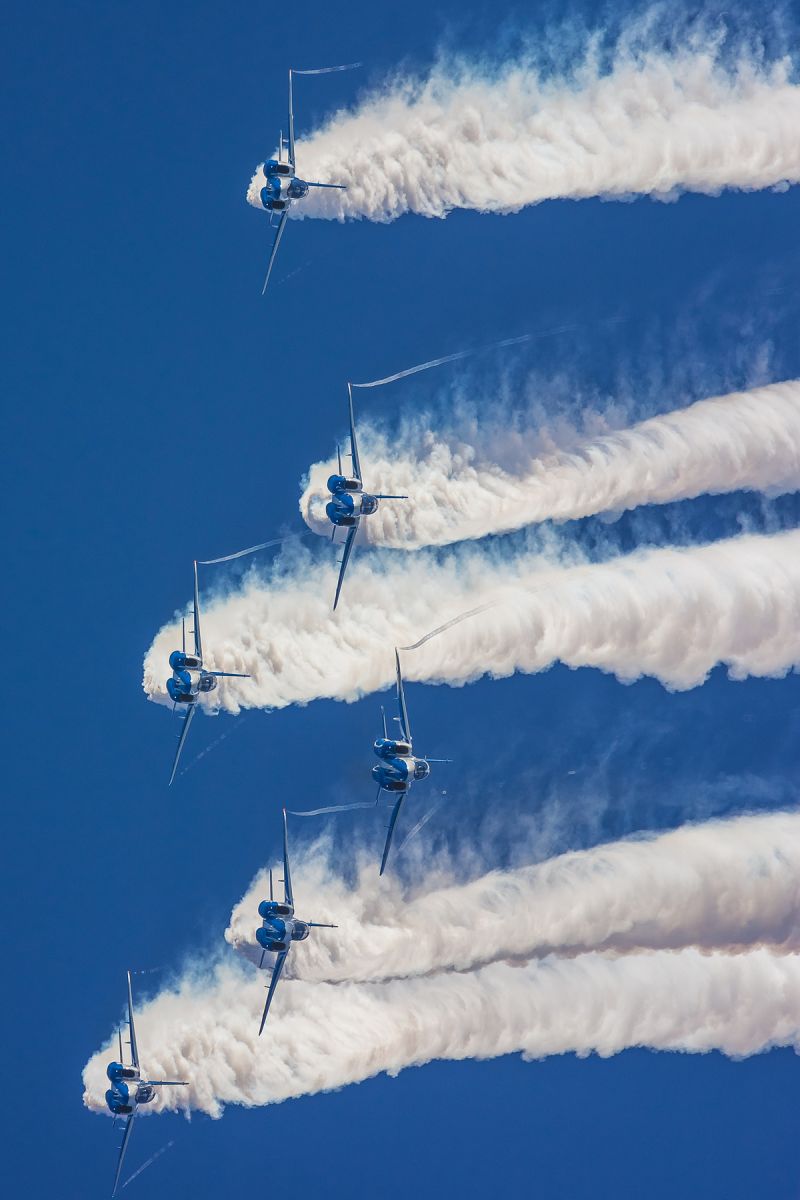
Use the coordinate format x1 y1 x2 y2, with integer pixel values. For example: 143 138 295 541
301 380 800 549
143 529 800 710
248 47 800 221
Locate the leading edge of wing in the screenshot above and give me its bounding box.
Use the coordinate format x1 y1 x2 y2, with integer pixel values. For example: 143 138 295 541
168 703 197 787
259 950 289 1035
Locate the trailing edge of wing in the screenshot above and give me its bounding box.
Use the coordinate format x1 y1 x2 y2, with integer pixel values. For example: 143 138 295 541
259 950 288 1034
126 970 140 1070
346 383 362 482
395 649 411 743
333 523 358 610
262 209 289 295
111 1110 136 1198
168 703 197 787
282 806 294 909
379 794 406 876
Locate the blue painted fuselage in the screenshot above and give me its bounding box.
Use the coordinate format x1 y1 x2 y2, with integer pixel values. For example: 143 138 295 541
326 473 379 527
256 901 309 952
372 737 431 793
105 1062 155 1117
166 651 217 704
260 160 310 212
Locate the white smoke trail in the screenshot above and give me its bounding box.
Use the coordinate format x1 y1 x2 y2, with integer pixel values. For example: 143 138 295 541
83 809 800 1116
224 810 800 982
247 43 800 221
83 948 800 1117
300 380 800 548
143 528 800 710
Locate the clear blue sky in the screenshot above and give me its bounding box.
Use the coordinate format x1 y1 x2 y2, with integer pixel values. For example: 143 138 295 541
4 1 800 1196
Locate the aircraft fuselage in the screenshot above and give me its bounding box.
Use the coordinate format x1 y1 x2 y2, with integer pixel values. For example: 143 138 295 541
326 474 379 526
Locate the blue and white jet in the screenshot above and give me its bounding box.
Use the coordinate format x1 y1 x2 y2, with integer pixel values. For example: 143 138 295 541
327 384 407 609
104 970 187 1197
256 806 337 1034
258 67 352 295
166 560 249 786
373 650 448 875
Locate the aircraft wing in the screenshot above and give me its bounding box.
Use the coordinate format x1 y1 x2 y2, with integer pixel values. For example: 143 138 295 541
262 209 289 295
192 560 202 660
111 1109 136 1198
347 383 362 481
379 793 406 876
168 703 196 787
126 970 140 1070
258 949 288 1034
288 69 296 168
395 649 411 743
332 522 358 611
281 807 294 908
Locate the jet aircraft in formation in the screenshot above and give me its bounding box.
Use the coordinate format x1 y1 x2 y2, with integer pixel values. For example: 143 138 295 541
259 67 355 294
166 560 249 786
106 60 451 1191
373 650 449 875
105 971 187 1196
327 383 407 608
256 806 338 1033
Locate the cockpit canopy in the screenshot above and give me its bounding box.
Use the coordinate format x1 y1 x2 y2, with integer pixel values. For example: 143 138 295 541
291 921 309 941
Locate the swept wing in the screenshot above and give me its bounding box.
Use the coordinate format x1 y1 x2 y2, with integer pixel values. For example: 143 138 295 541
281 806 294 908
346 384 362 481
125 970 140 1070
258 950 288 1035
168 703 196 787
395 649 411 743
332 523 358 611
262 209 289 296
379 793 406 876
111 1110 136 1198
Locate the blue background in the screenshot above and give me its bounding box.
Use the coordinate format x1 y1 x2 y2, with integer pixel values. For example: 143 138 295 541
4 1 799 1195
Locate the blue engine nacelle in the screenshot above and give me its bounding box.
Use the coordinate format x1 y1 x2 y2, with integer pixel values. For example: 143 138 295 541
258 900 293 920
169 651 201 671
291 921 309 941
256 928 288 952
105 1088 133 1115
167 676 191 702
327 474 360 494
373 737 411 760
107 1061 137 1083
265 159 292 177
372 763 409 791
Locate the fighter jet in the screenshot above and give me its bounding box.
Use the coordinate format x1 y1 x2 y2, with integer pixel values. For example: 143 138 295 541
373 650 449 875
166 560 249 786
258 66 356 294
256 806 337 1033
104 971 187 1197
326 384 407 609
